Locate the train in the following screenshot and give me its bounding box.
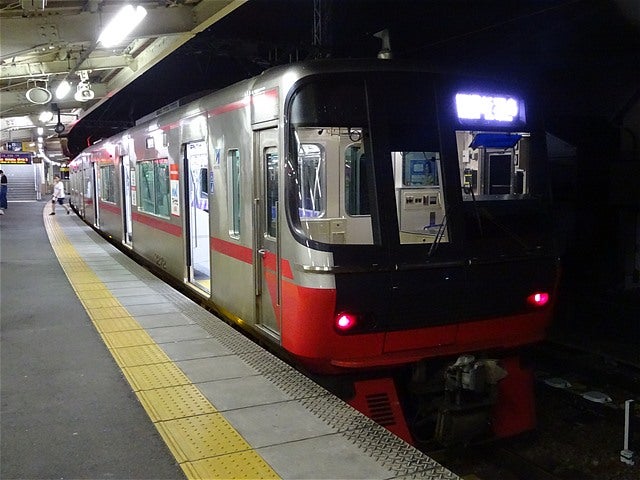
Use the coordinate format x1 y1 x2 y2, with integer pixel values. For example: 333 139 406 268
68 58 560 446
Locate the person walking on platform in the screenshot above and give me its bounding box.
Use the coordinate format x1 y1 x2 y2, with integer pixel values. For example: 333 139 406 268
50 175 70 215
0 169 7 214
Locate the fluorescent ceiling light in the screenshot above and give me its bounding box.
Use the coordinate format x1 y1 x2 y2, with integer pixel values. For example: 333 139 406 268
98 5 147 48
39 110 54 123
55 80 71 99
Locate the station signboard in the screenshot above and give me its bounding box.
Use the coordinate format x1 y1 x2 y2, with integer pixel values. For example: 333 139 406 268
1 151 33 164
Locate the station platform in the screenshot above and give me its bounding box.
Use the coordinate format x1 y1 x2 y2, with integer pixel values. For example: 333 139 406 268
0 200 460 480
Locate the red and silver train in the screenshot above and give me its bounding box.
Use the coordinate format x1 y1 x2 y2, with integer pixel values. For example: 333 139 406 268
68 59 560 446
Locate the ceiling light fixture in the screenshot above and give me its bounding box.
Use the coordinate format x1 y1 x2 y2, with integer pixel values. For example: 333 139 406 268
39 110 54 123
98 4 147 48
74 82 95 102
25 79 52 104
55 79 71 99
74 71 95 102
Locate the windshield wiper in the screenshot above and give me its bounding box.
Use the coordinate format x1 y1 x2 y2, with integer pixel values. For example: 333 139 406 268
428 214 447 257
464 185 483 237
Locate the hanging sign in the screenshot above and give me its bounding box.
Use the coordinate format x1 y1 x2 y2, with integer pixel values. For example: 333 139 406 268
1 152 32 164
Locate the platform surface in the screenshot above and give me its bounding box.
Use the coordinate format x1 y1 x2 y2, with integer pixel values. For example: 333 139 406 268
1 200 460 480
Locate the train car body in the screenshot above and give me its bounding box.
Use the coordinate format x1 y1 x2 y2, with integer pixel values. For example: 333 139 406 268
69 59 560 446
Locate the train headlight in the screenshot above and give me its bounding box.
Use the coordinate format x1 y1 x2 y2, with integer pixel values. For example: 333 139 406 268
527 292 550 307
335 312 357 332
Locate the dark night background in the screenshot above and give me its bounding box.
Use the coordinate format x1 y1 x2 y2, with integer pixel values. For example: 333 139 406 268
66 0 640 356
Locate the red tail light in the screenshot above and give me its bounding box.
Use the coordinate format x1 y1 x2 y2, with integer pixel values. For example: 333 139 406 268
335 313 357 332
527 292 550 307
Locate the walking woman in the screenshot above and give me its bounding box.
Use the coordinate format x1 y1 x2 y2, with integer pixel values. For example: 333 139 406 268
50 175 70 215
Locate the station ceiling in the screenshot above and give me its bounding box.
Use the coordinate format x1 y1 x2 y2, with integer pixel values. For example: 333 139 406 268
1 0 639 160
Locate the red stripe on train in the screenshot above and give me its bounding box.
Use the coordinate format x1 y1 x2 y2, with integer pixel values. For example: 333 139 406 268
132 212 182 237
99 201 121 215
211 237 293 279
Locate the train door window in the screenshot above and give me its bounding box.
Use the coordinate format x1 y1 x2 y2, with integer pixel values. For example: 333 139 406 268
456 131 530 199
345 143 370 216
487 153 512 194
138 158 170 217
265 148 278 238
199 168 208 196
228 149 241 238
99 164 116 203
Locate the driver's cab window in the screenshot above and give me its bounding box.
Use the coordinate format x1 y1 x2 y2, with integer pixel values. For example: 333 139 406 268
292 127 374 245
393 151 448 245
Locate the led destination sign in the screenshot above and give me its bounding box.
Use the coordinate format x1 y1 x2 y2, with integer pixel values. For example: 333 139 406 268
1 152 32 164
455 93 525 124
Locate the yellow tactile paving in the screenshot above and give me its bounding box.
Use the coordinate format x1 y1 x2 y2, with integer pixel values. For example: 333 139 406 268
86 305 132 321
61 264 95 273
184 451 280 480
109 344 172 367
137 385 217 422
69 272 102 284
80 297 122 308
100 329 156 348
122 362 191 391
92 317 141 334
72 282 110 291
156 413 251 463
44 208 281 480
76 289 116 300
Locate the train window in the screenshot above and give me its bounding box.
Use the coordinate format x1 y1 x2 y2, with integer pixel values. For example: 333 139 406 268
289 125 373 244
456 130 531 199
297 143 325 218
228 149 241 238
393 151 448 244
199 168 208 196
99 165 116 203
138 158 170 218
345 144 370 216
265 148 278 238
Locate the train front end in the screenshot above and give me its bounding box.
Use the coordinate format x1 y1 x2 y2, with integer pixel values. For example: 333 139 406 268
278 62 559 445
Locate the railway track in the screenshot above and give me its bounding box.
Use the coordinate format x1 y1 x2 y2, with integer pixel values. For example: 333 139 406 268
428 341 640 480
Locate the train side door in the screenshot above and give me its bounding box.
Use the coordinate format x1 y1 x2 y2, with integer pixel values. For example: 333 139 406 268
120 154 133 247
183 141 211 292
254 128 280 336
483 151 513 195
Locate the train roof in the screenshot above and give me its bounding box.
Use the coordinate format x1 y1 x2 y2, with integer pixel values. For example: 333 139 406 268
76 57 538 153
